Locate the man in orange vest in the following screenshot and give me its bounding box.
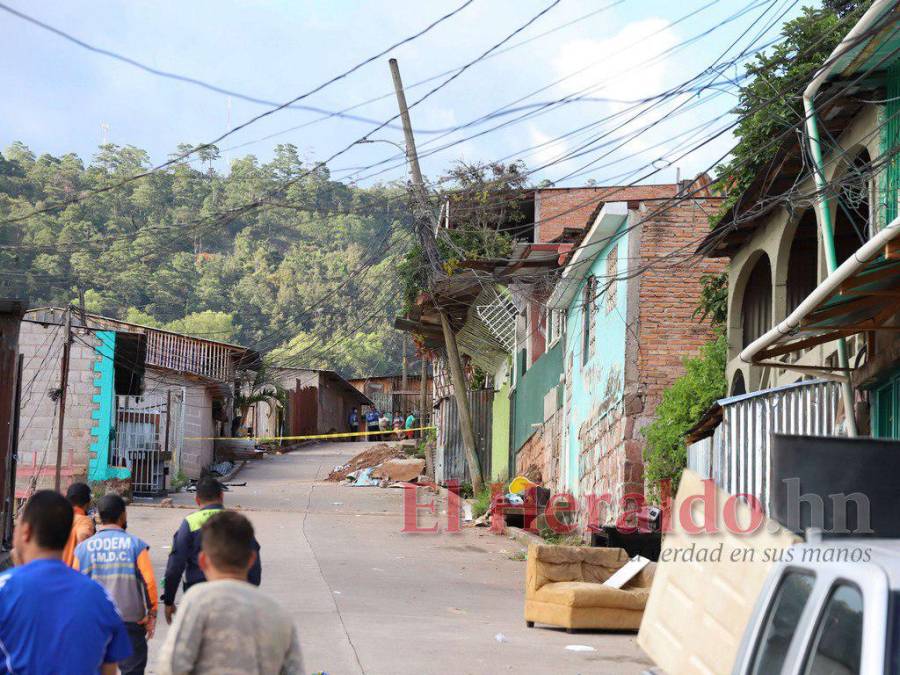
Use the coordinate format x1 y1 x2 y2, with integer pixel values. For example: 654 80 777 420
62 482 94 567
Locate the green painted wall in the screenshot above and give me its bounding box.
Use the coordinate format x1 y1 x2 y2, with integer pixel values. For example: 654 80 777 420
512 340 563 452
89 331 130 482
491 380 510 482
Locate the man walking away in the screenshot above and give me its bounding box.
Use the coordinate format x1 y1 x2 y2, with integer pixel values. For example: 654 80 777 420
348 406 359 439
163 477 261 625
62 481 95 567
158 511 302 675
0 491 131 673
75 494 158 675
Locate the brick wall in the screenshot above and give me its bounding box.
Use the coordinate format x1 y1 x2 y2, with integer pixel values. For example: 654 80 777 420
612 198 728 509
632 199 727 443
535 185 677 243
515 407 562 488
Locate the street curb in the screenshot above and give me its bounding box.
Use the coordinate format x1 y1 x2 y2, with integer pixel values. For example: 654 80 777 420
505 526 544 549
275 440 318 454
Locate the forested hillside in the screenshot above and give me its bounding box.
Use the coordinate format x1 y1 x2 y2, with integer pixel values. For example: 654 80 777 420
0 141 412 377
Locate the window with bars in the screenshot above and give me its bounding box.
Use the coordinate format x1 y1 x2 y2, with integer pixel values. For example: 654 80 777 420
582 275 596 366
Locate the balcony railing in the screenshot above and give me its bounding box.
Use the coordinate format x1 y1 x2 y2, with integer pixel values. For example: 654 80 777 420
687 379 843 512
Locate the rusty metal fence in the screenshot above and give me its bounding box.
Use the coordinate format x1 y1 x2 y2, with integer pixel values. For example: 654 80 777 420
435 389 493 484
687 379 843 512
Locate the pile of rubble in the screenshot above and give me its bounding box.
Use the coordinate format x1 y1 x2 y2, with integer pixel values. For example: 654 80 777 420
327 443 427 485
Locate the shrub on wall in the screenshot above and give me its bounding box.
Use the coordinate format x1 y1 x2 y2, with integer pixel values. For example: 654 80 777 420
642 334 727 499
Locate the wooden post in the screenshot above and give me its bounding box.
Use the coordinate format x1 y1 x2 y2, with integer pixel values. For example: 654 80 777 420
401 334 408 412
0 301 25 546
390 57 483 493
54 307 72 492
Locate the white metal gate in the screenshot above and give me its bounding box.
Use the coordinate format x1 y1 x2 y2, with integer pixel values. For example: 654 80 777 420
112 395 167 494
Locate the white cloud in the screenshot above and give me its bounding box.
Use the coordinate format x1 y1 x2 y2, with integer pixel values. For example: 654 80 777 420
527 124 570 168
551 18 678 104
546 18 687 180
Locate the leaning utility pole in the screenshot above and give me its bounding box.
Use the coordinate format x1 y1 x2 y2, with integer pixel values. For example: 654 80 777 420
389 58 483 493
54 306 72 491
419 356 428 427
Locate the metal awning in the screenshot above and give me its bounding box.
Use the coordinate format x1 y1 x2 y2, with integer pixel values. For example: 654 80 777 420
741 217 900 377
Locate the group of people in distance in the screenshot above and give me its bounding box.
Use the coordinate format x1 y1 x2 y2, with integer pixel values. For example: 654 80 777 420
348 406 418 441
0 477 302 674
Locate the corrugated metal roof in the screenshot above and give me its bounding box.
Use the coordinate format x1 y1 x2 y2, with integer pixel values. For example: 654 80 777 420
827 5 900 79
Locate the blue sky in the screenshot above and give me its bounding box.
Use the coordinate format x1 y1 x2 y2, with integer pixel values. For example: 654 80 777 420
0 0 811 186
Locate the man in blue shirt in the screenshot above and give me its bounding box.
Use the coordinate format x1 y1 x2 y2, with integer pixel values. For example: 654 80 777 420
365 407 380 441
0 490 131 674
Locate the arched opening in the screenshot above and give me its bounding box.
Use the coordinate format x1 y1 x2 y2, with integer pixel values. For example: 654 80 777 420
786 210 818 315
833 149 871 266
741 254 772 349
731 370 746 396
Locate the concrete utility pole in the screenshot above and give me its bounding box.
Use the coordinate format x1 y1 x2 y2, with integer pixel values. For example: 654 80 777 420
54 306 72 491
389 58 483 493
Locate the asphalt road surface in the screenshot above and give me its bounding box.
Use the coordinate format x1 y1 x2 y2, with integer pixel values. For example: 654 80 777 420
130 441 651 675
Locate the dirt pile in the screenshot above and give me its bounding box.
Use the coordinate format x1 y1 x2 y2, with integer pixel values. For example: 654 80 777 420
326 444 405 482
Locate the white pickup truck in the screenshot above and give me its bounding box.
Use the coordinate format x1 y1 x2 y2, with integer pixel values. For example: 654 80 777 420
728 538 899 675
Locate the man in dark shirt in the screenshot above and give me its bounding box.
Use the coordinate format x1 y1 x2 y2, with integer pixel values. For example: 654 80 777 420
163 477 261 625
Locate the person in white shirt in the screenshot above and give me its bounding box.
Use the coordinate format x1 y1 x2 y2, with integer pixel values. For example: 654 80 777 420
157 510 302 675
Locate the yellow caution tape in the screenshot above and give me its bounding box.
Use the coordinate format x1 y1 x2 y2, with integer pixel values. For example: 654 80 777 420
185 426 436 442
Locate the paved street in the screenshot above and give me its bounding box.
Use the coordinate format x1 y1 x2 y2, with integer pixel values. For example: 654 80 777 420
131 441 651 675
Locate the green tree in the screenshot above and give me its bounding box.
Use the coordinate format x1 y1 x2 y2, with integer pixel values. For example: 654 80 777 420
643 335 728 497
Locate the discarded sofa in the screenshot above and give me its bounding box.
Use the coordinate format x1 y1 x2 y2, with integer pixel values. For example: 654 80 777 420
524 544 655 631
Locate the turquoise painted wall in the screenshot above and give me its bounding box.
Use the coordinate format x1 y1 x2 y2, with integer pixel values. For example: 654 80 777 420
89 331 130 482
512 340 563 453
491 379 510 482
564 228 630 493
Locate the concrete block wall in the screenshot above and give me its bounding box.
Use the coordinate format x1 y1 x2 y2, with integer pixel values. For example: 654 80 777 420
17 321 100 492
178 380 215 479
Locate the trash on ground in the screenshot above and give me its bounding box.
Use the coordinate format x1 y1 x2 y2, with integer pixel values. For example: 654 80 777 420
209 460 234 477
462 503 473 522
371 458 426 482
326 444 404 481
349 467 379 487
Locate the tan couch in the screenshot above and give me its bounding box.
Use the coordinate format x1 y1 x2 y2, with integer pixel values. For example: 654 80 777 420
525 544 655 631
